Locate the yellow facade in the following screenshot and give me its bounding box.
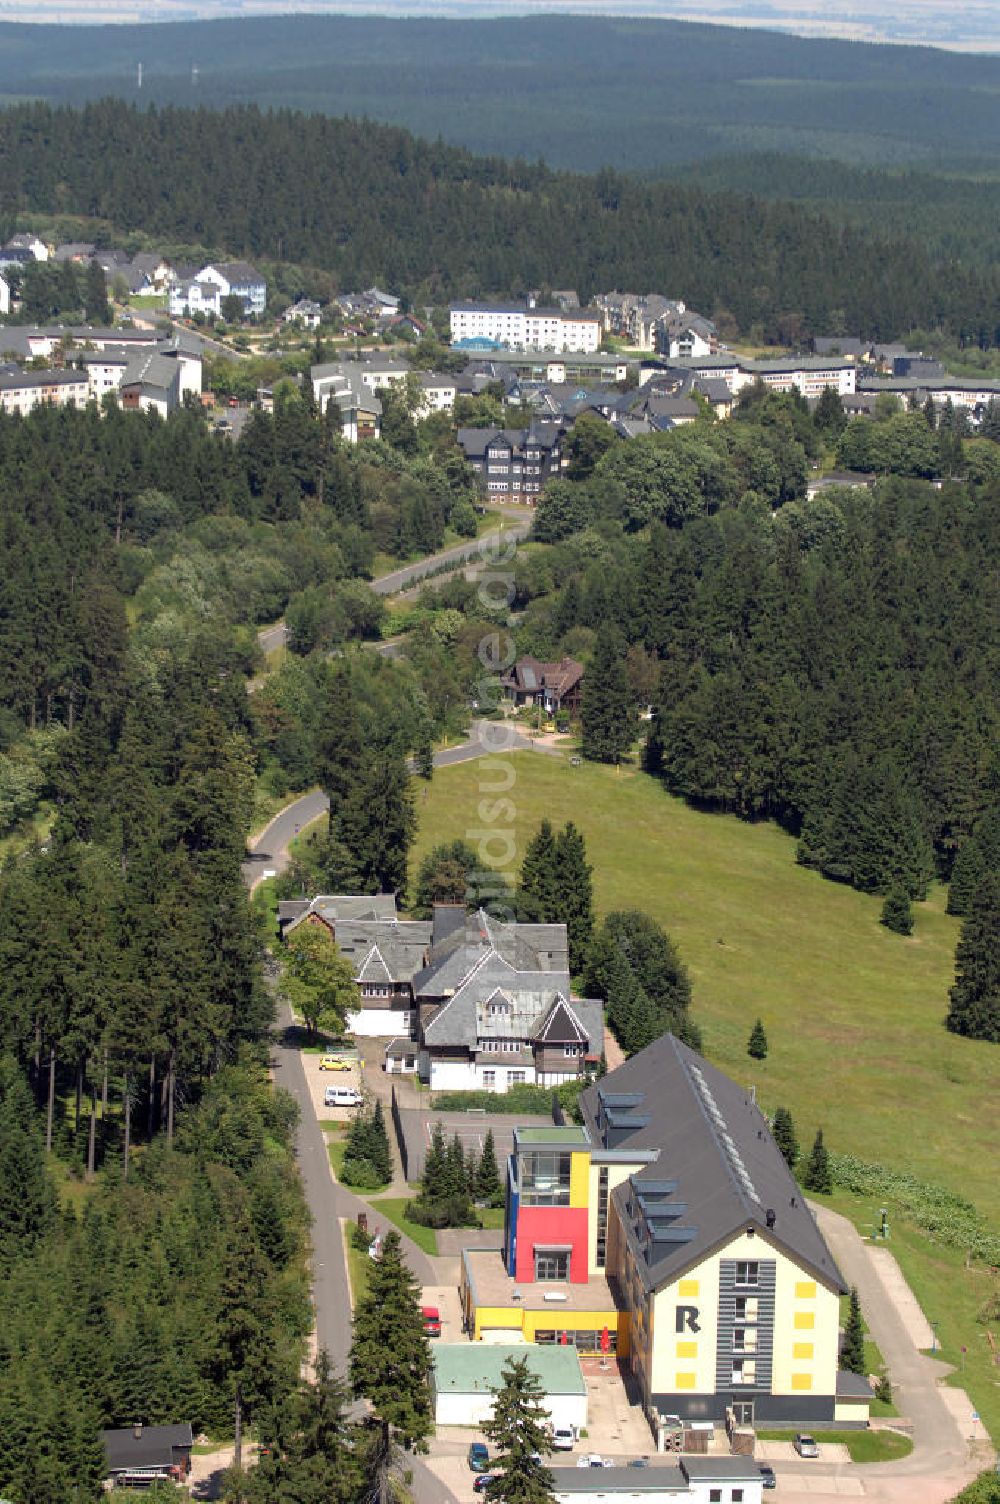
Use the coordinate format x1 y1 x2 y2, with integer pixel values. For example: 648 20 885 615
769 1235 839 1399
472 1302 625 1354
570 1150 591 1210
586 1159 638 1273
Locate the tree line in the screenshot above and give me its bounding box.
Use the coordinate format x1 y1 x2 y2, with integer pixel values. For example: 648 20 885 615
3 99 1000 341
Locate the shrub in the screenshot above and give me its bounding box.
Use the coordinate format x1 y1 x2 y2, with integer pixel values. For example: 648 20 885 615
828 1152 1000 1266
340 1156 386 1191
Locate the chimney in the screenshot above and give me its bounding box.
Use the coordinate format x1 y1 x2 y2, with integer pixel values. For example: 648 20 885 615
765 1208 776 1229
133 1423 143 1440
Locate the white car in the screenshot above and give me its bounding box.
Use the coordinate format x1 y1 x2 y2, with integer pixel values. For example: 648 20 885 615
551 1428 576 1451
576 1454 610 1469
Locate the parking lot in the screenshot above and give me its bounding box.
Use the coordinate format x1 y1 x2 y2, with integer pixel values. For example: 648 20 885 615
394 1104 552 1181
302 1048 365 1124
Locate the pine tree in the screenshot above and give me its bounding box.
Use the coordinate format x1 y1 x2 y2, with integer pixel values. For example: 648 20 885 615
881 889 913 935
481 1355 555 1504
369 1099 393 1183
518 819 559 922
476 1129 503 1208
842 1286 866 1376
553 822 594 974
349 1229 433 1450
747 1018 768 1059
801 1128 833 1194
581 630 633 764
947 873 1000 1042
771 1107 798 1171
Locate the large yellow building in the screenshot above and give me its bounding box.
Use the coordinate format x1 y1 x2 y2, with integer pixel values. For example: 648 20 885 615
459 1035 870 1439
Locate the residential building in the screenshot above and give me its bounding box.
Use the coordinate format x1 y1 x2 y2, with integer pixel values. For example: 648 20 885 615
450 302 602 355
552 1459 763 1504
466 350 633 386
310 361 382 442
102 1424 192 1488
78 336 200 407
283 298 323 329
0 272 9 316
129 252 176 289
416 371 457 414
459 1035 867 1441
334 287 401 321
54 241 96 264
0 247 35 272
456 423 564 503
0 367 89 416
119 350 182 417
413 909 603 1091
4 231 49 262
279 894 420 1037
501 655 584 715
654 313 717 361
169 261 266 319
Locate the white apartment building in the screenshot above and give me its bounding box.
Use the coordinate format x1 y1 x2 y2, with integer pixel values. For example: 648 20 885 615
450 302 602 355
733 357 856 399
0 272 9 316
0 369 89 416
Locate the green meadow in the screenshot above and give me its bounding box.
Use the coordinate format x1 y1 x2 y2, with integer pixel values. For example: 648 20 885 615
411 753 998 1227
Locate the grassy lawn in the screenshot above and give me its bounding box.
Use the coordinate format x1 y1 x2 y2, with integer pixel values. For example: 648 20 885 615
756 1429 913 1462
824 1187 1000 1444
478 1207 505 1230
370 1196 438 1255
410 755 998 1225
343 1224 372 1307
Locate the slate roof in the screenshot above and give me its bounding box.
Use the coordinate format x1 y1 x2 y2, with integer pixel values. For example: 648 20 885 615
579 1034 846 1296
551 1467 688 1496
103 1423 193 1473
336 922 433 985
212 260 264 286
284 893 399 934
0 368 88 392
122 351 179 396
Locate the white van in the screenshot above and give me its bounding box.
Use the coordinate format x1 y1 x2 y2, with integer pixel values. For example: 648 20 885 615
324 1085 362 1109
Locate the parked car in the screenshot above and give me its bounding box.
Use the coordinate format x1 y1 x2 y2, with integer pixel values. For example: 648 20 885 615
324 1085 362 1109
576 1454 609 1469
550 1427 575 1451
472 1474 496 1494
628 1459 651 1468
421 1305 441 1337
758 1462 777 1489
794 1434 819 1458
319 1055 352 1071
468 1443 490 1473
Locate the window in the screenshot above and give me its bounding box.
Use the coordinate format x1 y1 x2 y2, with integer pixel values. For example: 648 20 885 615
595 1166 610 1266
734 1261 759 1288
735 1296 758 1322
563 1044 579 1057
520 1151 571 1206
709 1491 722 1502
482 1070 496 1090
731 1401 754 1426
733 1492 744 1502
534 1249 569 1281
508 1070 527 1085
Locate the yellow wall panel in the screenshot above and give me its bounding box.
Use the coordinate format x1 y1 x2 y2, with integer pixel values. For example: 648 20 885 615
678 1279 700 1297
570 1151 591 1209
794 1311 815 1330
793 1342 814 1360
791 1373 813 1391
795 1281 817 1299
675 1372 696 1389
676 1341 698 1358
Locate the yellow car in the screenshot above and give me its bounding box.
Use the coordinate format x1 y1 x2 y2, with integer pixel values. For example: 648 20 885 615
318 1055 352 1072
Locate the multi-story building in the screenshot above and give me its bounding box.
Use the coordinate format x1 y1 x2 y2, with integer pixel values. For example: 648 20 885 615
450 302 602 355
169 261 266 320
456 423 564 503
0 272 9 316
310 362 383 442
0 368 89 416
460 1035 869 1443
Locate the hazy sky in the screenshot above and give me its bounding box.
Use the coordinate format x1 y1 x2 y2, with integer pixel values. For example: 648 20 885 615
2 0 999 49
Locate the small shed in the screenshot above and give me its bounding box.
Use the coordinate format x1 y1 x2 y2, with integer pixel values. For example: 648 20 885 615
431 1343 587 1431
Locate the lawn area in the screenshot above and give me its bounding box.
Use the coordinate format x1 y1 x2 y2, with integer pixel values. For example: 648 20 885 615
343 1224 371 1306
410 754 998 1225
369 1196 439 1255
825 1187 1000 1445
756 1429 913 1462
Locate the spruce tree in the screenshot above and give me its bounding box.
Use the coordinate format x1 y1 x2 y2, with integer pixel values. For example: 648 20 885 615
476 1129 503 1208
842 1287 866 1377
947 873 1000 1042
801 1129 833 1194
481 1355 555 1504
881 889 913 935
349 1229 433 1450
581 629 633 764
553 822 594 974
518 819 559 922
369 1099 394 1184
747 1018 768 1059
771 1107 799 1171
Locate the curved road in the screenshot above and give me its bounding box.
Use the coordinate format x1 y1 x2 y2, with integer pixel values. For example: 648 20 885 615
242 718 558 887
257 517 531 657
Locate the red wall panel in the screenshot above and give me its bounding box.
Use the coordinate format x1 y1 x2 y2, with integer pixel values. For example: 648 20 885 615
515 1205 589 1284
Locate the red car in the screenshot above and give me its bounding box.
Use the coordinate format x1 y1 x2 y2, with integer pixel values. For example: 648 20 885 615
421 1305 441 1337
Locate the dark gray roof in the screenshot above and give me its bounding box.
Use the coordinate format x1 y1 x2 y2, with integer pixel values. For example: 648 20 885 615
212 260 264 286
836 1369 875 1399
122 351 180 396
579 1035 846 1296
0 369 87 393
285 894 398 934
679 1456 765 1481
335 920 433 984
103 1423 193 1472
551 1466 687 1496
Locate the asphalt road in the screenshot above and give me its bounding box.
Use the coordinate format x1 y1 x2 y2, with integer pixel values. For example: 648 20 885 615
254 517 532 658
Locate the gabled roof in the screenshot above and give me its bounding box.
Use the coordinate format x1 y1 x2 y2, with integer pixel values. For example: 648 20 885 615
357 943 393 983
103 1424 193 1472
535 996 588 1044
580 1034 846 1296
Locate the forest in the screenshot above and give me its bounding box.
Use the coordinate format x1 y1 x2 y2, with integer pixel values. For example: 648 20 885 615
3 101 1000 344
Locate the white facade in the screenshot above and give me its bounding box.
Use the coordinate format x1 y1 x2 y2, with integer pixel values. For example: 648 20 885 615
0 372 88 416
345 1007 413 1038
84 356 129 401
663 327 713 360
732 359 856 398
451 303 601 355
0 273 9 315
418 376 457 414
435 1386 586 1431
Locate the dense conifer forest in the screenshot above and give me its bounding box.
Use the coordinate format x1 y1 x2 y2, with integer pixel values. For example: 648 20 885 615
3 101 1000 343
